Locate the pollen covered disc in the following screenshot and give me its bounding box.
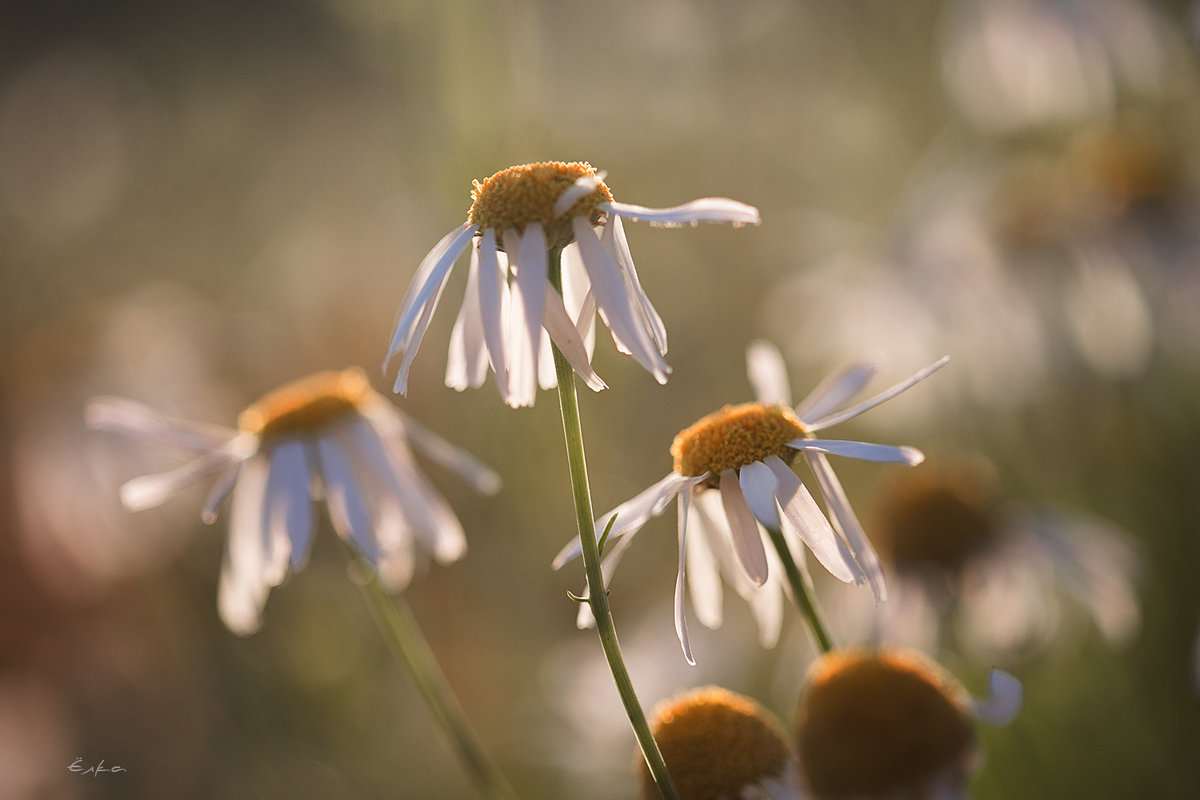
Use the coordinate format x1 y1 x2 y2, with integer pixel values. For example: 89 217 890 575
641 686 792 800
467 161 613 250
238 368 373 441
796 649 975 800
671 403 807 481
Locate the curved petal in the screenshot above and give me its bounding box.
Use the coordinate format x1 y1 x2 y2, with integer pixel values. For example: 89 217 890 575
316 433 378 562
685 498 724 631
738 460 781 530
476 230 510 400
370 402 500 496
971 669 1023 726
609 214 667 355
506 223 548 407
119 442 243 512
85 396 237 451
804 451 887 602
605 198 761 227
217 455 270 635
787 439 925 466
805 356 949 432
793 362 876 425
261 440 314 586
554 171 607 217
764 455 858 584
542 288 608 391
719 468 769 586
745 340 792 407
674 490 696 665
445 246 488 390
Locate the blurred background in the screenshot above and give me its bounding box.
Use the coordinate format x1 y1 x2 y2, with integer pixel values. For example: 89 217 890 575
2 0 1199 797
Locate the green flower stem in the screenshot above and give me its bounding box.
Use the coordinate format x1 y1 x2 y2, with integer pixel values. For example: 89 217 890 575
354 558 520 800
763 525 836 654
548 251 680 800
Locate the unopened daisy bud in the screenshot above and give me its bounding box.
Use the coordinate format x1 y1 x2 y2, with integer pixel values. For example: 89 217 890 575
385 160 760 407
795 649 1021 800
639 686 798 800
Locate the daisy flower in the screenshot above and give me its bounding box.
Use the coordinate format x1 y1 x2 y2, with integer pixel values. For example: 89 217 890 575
865 456 1141 660
384 161 760 407
795 648 1021 800
640 686 800 800
555 340 947 663
86 367 499 635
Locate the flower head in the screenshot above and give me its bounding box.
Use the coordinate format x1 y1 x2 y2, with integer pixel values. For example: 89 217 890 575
555 341 946 664
640 686 798 800
867 456 1141 659
86 367 499 635
385 161 760 407
795 648 1021 800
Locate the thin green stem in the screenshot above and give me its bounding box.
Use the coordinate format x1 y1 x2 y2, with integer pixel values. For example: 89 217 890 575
763 525 836 654
353 559 520 800
548 250 680 800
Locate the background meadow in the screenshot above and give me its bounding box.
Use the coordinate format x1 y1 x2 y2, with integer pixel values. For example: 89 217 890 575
2 1 1199 797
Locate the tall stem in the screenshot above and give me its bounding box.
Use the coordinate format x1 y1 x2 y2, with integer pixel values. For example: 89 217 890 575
354 559 520 800
548 250 680 800
763 525 836 653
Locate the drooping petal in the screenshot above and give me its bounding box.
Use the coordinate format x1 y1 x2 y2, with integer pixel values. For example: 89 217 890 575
804 451 887 602
738 460 781 530
118 442 244 512
685 497 724 631
551 472 704 569
608 214 667 355
476 230 511 400
971 669 1023 725
764 455 859 584
261 440 314 586
201 462 242 523
675 490 697 665
572 216 670 384
316 433 378 562
786 438 925 466
385 223 476 389
506 223 549 407
605 198 761 227
553 171 607 217
745 340 792 407
369 402 500 495
542 287 608 392
793 362 876 425
719 468 769 586
445 246 489 390
85 396 237 451
217 455 269 635
804 356 950 432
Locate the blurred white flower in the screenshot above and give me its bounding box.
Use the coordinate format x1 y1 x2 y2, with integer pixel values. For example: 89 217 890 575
555 341 945 664
88 367 499 635
385 161 759 407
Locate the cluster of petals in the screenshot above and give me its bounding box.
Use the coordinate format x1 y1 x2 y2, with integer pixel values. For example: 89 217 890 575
86 373 498 635
385 169 760 407
555 341 947 663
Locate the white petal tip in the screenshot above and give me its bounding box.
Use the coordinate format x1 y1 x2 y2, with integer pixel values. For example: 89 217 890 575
902 447 925 466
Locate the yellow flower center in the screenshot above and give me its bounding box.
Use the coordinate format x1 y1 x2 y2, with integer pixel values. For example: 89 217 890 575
238 368 373 441
795 649 975 800
671 403 806 484
467 161 613 251
640 687 792 800
871 464 999 575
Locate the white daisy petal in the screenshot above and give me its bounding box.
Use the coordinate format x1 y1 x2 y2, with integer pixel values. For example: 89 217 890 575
609 214 668 355
371 403 500 496
391 289 443 396
746 340 792 407
85 396 237 451
719 468 769 586
793 362 876 425
764 455 859 584
805 356 950 432
542 286 608 392
445 246 488 390
506 224 549 407
261 441 314 585
605 198 761 227
217 454 269 636
201 462 241 524
738 460 782 530
971 669 1023 725
675 490 697 666
572 216 670 383
118 444 241 512
686 499 724 630
551 472 704 569
804 451 887 602
553 171 607 217
316 433 378 562
476 230 511 400
787 439 925 466
385 223 475 381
